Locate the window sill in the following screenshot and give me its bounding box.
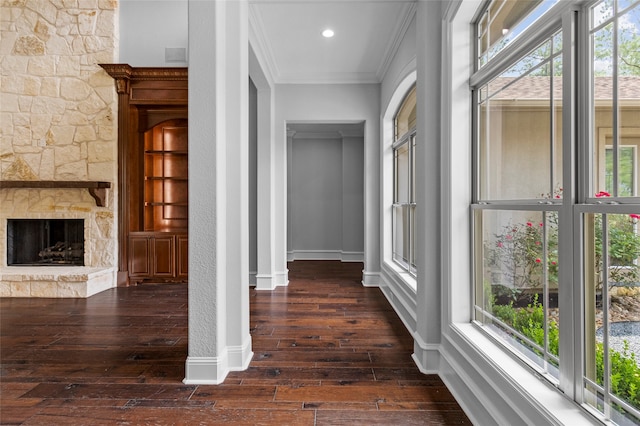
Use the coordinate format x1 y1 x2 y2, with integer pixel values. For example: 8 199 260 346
445 323 601 426
382 260 417 293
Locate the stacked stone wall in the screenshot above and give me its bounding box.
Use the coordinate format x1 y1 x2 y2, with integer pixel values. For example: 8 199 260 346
0 0 118 269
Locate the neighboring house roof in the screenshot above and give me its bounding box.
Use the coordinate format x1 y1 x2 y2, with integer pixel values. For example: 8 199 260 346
489 76 640 101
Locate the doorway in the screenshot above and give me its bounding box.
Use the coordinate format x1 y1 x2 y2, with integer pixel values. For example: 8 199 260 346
287 123 365 262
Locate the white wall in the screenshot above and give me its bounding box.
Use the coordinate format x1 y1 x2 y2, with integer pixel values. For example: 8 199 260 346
377 11 419 339
119 0 188 66
381 15 416 112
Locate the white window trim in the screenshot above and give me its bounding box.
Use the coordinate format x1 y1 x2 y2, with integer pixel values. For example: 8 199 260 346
382 71 417 294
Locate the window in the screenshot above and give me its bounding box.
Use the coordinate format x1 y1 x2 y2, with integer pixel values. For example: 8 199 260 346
393 85 417 275
584 1 640 422
471 0 640 424
477 0 560 68
605 146 636 196
473 26 564 380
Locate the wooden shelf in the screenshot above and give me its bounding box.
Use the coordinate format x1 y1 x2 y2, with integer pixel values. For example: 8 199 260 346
145 177 188 181
145 150 188 155
145 202 188 207
0 181 111 207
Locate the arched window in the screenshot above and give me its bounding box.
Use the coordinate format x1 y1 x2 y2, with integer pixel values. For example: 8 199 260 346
392 85 416 275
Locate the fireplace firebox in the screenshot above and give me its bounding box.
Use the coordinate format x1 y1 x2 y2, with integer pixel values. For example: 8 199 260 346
7 219 84 266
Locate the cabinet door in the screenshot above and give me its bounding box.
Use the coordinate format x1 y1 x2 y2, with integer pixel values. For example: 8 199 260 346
152 235 175 278
177 234 188 279
129 235 151 277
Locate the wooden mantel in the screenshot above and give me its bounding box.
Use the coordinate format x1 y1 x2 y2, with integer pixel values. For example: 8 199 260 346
0 181 111 207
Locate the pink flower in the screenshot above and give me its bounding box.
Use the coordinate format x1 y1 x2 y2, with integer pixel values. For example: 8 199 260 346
535 241 541 245
539 223 544 227
497 242 503 248
551 261 557 265
630 214 640 220
535 258 542 263
526 222 533 227
555 195 561 199
506 235 513 240
595 191 611 198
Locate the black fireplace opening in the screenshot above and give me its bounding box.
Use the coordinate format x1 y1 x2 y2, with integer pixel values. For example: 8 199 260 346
7 219 85 266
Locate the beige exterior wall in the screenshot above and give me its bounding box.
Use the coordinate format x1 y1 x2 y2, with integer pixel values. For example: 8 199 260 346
481 104 640 200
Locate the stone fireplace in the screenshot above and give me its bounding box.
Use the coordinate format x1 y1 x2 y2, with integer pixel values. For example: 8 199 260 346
0 0 118 297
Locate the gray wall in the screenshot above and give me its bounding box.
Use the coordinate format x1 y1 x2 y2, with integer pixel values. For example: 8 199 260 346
119 0 188 66
288 133 364 261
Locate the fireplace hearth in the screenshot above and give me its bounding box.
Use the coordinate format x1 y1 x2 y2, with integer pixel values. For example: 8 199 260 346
7 219 84 266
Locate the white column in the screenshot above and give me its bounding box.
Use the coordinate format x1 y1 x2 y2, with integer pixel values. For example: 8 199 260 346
253 58 277 290
185 0 252 385
413 0 443 373
363 118 381 286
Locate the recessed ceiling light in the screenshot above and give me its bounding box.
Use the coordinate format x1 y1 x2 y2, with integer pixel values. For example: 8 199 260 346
322 29 335 38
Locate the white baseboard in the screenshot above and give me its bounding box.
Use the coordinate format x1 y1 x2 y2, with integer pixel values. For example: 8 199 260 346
183 356 228 385
255 274 276 290
275 269 288 287
411 334 440 373
362 270 380 287
287 250 364 262
183 338 253 385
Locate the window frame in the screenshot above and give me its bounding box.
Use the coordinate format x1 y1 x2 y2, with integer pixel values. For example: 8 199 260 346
470 0 572 387
469 0 640 423
392 85 418 276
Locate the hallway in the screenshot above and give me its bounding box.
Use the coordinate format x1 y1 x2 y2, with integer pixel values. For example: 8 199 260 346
1 261 470 425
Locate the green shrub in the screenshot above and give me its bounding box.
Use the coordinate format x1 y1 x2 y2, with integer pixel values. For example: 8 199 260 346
491 297 640 410
596 340 640 408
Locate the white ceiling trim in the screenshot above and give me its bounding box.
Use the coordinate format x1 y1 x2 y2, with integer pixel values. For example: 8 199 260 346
375 2 416 82
277 71 381 85
250 0 414 4
291 131 344 139
248 5 280 84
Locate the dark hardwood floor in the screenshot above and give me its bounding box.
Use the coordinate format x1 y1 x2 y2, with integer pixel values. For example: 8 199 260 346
1 261 470 425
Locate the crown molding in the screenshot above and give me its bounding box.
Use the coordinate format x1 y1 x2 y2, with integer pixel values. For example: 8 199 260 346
248 5 280 84
277 71 380 85
99 64 188 81
376 2 417 82
291 131 343 140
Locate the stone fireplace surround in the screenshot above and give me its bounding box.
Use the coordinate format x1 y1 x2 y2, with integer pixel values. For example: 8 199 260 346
0 0 119 297
0 186 117 298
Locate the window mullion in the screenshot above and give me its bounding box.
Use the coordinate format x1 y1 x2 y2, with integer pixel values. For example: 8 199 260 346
602 215 612 419
612 2 619 198
557 7 580 399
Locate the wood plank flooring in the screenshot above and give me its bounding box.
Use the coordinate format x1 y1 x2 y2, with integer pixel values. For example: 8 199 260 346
1 260 470 425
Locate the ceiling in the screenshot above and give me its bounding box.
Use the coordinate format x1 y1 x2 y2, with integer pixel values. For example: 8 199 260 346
249 0 417 85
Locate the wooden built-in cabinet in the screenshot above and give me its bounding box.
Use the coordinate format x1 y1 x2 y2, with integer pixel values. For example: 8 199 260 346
129 232 188 282
100 64 188 285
